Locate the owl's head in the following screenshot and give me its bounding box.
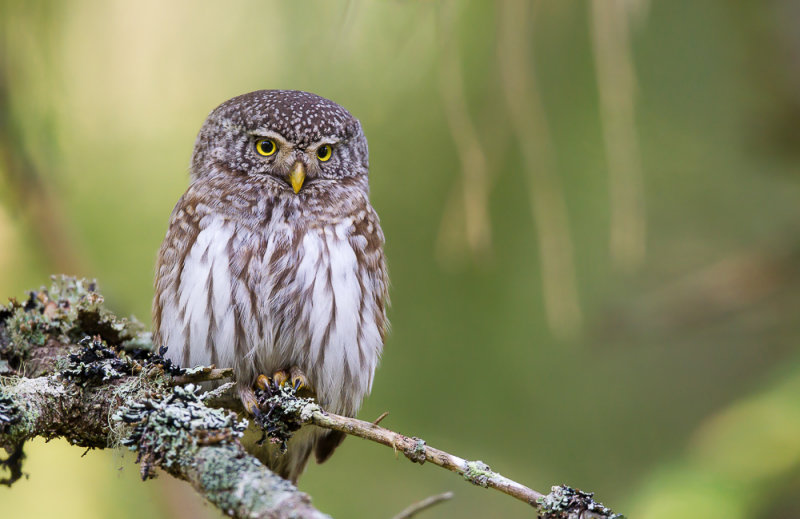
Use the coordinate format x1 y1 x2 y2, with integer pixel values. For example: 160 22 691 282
190 90 369 193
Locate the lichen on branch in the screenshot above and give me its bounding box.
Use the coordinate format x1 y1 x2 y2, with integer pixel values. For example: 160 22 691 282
113 383 247 479
0 276 148 379
0 276 330 519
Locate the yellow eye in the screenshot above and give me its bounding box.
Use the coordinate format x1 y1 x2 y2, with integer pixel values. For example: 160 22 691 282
316 144 332 162
255 138 277 156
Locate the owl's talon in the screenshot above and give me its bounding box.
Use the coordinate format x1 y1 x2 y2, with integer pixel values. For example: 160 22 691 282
244 400 258 415
290 366 308 392
256 374 271 391
272 370 289 388
239 387 260 416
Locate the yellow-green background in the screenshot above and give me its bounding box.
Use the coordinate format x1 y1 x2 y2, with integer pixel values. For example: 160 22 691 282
2 1 800 518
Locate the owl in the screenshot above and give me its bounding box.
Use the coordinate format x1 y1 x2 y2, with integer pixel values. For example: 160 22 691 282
152 90 389 483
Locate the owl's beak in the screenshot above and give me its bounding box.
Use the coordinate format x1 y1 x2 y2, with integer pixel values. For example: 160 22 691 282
288 161 306 193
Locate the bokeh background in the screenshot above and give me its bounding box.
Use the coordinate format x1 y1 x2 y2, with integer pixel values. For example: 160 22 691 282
2 1 800 518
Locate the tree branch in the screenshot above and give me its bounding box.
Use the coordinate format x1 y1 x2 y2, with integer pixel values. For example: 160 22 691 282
171 365 234 385
248 387 622 518
0 276 625 519
390 491 454 519
268 387 543 504
0 276 330 519
1 374 328 518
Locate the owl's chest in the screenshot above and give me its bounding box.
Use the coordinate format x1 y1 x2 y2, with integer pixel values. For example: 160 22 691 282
263 219 363 338
227 217 370 375
160 210 381 413
245 218 375 406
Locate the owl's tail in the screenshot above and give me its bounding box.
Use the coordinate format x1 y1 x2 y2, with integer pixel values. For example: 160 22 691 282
242 424 346 484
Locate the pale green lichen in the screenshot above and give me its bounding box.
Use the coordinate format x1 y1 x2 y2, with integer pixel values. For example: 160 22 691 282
0 276 149 372
0 376 59 443
0 384 27 485
4 301 52 355
255 384 317 450
407 437 427 464
298 401 322 422
120 332 156 353
113 384 246 479
194 444 303 516
464 460 493 487
46 275 147 345
0 391 21 435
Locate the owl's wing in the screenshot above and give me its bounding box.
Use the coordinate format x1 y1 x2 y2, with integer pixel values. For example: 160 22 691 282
153 181 253 373
152 191 204 365
314 200 389 464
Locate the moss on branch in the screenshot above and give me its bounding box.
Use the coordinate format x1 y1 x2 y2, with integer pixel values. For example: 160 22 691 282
0 276 330 519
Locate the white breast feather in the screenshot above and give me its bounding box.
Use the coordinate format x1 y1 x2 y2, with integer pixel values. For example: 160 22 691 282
160 214 380 416
300 221 364 404
162 217 236 369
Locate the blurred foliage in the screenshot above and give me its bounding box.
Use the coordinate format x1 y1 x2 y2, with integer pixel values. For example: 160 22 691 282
630 360 800 518
1 1 800 518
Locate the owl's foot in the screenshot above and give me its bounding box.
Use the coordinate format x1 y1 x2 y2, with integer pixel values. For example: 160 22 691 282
256 370 289 390
256 373 272 391
238 386 260 415
256 370 288 390
255 367 310 393
289 366 308 392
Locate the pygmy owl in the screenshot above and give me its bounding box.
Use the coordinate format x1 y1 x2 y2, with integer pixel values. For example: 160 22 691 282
152 90 389 482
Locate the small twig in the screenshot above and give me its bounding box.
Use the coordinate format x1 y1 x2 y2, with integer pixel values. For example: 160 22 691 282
309 407 542 506
214 381 622 516
247 387 545 508
390 491 454 519
372 411 389 426
171 366 234 385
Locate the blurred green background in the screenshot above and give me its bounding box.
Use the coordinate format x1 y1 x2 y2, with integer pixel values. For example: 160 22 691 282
2 1 800 518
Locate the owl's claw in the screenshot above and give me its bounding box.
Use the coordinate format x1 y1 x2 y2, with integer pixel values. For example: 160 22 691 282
256 374 271 391
254 367 311 394
290 366 308 392
272 370 289 388
239 386 260 416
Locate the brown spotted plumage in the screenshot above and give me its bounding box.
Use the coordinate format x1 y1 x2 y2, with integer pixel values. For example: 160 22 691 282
153 90 388 482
